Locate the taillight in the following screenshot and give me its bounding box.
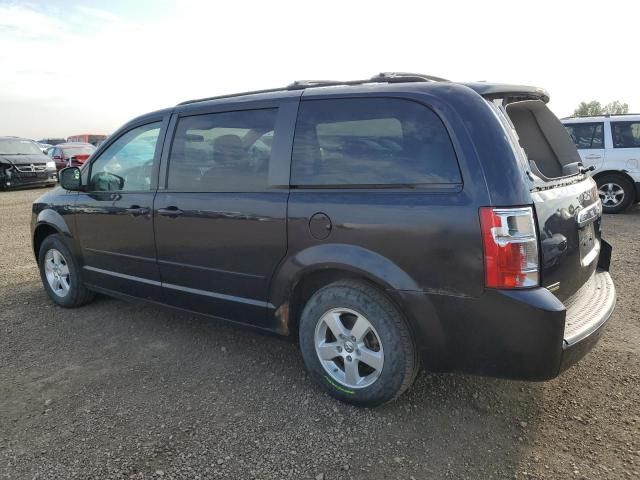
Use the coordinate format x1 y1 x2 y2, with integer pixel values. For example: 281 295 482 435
479 207 539 289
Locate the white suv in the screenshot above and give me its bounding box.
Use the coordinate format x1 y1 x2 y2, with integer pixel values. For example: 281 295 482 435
562 114 640 213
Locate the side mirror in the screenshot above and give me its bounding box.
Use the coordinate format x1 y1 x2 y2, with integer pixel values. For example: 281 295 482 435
59 167 82 191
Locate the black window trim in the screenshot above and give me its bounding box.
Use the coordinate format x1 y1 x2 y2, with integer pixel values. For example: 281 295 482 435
564 121 605 150
610 120 640 149
84 117 168 194
288 96 464 189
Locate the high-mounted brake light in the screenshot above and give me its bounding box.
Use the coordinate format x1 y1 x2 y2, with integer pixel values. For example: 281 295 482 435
479 207 539 289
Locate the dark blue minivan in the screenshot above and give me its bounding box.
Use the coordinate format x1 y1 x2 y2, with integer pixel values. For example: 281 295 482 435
31 73 615 406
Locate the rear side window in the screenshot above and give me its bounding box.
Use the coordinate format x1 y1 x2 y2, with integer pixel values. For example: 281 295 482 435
167 108 277 192
563 123 604 149
291 98 461 186
611 121 640 148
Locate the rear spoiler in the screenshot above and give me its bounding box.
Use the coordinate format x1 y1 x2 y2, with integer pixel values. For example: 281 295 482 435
462 82 550 104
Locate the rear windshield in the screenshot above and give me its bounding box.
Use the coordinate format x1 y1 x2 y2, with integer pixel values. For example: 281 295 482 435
0 139 43 155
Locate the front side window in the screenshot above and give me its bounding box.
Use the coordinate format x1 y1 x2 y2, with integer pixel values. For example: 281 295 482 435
563 123 604 149
611 121 640 148
88 122 161 191
291 98 461 186
167 108 277 192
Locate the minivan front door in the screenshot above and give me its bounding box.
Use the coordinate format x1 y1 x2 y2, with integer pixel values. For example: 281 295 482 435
153 105 293 327
75 120 165 300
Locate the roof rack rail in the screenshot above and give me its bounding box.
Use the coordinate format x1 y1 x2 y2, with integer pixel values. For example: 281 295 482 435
562 112 640 119
178 72 449 106
372 72 450 83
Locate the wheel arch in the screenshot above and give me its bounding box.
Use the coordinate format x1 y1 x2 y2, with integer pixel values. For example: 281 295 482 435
269 244 423 338
32 209 74 260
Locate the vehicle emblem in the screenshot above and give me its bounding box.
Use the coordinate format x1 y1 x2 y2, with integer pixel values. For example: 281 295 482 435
30 164 35 172
343 341 355 353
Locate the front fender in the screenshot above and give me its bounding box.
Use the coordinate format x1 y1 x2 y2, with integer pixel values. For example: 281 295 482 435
35 208 72 237
32 206 80 260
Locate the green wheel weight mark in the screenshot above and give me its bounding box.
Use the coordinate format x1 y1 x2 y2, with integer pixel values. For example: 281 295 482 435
324 375 355 395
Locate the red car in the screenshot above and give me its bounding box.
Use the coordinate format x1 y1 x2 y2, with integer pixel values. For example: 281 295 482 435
48 143 95 170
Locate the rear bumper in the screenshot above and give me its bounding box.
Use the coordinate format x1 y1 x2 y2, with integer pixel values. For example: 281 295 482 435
559 269 615 372
401 270 615 381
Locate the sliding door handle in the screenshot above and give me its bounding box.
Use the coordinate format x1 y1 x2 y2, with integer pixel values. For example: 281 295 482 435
157 206 184 217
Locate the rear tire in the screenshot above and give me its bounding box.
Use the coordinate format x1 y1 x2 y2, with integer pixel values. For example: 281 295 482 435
38 234 95 307
596 174 634 214
299 280 419 407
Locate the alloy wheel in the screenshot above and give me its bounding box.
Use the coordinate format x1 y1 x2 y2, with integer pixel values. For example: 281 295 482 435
314 307 384 389
44 248 71 297
599 182 625 207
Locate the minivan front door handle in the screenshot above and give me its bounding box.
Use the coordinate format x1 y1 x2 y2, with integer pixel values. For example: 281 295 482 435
125 206 150 216
585 154 601 159
157 206 184 218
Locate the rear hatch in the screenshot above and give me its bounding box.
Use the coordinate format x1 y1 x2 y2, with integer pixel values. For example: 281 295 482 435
530 177 601 301
478 87 603 302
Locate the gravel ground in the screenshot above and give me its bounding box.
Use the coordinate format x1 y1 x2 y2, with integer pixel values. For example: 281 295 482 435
1 187 639 480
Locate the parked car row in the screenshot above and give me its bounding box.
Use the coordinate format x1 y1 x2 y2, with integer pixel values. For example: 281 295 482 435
0 136 100 191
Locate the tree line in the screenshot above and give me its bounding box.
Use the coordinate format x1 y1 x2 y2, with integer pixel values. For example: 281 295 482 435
573 100 629 117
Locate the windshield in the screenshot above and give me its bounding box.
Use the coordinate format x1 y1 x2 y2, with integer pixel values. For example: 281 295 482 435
0 139 44 155
62 146 95 158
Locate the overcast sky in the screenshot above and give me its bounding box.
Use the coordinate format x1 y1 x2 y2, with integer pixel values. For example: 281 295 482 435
1 0 638 140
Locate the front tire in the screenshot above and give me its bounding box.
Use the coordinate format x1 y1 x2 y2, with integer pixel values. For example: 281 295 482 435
596 174 634 214
38 234 95 307
299 280 419 407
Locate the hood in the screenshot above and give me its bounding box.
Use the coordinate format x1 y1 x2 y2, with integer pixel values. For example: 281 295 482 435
0 153 51 166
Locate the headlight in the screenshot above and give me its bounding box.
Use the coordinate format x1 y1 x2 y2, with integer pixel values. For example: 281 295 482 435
46 161 56 169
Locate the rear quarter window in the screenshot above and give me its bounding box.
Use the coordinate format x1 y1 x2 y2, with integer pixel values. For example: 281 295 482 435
291 98 461 186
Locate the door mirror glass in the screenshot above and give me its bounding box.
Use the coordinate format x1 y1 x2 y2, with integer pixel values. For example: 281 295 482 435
59 167 82 191
91 171 125 191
